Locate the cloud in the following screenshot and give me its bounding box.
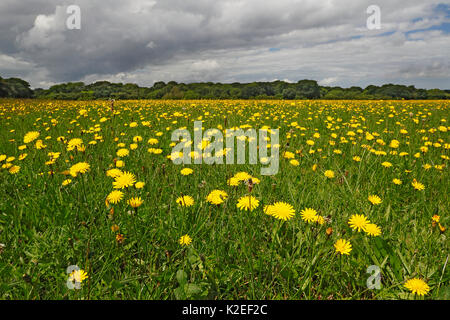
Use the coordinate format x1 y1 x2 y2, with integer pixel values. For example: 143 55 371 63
0 0 448 88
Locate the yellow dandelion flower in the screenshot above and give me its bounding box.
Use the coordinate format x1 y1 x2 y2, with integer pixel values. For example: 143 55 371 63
179 234 192 246
127 197 143 208
368 195 382 205
176 195 194 207
180 168 193 176
348 214 370 232
324 170 335 178
107 190 124 204
364 223 382 236
404 278 430 296
113 171 136 189
236 195 259 212
334 239 352 255
300 208 318 223
206 190 228 205
270 202 295 221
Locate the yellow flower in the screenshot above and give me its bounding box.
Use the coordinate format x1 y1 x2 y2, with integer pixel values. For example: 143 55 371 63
300 208 318 223
9 165 20 174
324 170 335 178
234 171 252 181
62 179 72 186
179 234 192 246
24 131 40 144
411 179 425 191
431 215 440 223
135 181 145 189
289 159 300 166
404 278 430 296
106 168 122 178
348 214 370 232
392 178 402 185
364 223 382 236
113 171 136 189
236 195 259 212
116 148 129 157
270 202 295 221
368 195 382 205
227 177 240 186
176 195 194 207
381 161 392 168
68 269 88 284
334 239 352 255
128 197 143 208
180 168 193 176
69 162 90 177
115 160 125 168
353 156 361 162
107 190 124 204
206 190 228 205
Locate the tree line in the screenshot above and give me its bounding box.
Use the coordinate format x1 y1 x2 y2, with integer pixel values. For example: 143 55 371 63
1 75 449 100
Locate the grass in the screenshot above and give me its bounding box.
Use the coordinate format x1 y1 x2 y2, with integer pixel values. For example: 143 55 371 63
0 98 448 300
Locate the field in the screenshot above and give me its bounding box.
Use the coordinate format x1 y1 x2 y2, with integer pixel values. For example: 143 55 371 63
0 99 448 300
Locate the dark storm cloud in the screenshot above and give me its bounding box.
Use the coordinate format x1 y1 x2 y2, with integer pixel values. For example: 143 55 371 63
0 0 449 88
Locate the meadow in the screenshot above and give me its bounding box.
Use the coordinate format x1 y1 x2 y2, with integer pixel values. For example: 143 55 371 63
0 99 448 300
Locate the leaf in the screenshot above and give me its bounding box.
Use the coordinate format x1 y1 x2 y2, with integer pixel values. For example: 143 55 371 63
176 269 187 286
185 283 202 296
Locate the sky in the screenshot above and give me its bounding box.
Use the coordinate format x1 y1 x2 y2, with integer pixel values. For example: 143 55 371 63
0 0 449 89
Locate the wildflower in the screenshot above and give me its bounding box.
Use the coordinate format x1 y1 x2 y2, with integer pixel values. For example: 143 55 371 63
393 178 402 185
107 190 124 204
236 195 259 212
116 148 129 157
24 131 40 144
113 171 136 189
234 172 252 181
135 181 145 189
106 168 122 178
411 179 425 191
300 208 318 223
206 190 228 205
364 223 382 236
227 177 239 186
8 165 20 174
348 214 370 232
334 239 352 255
404 278 430 296
62 179 72 186
368 195 382 205
179 234 192 246
128 197 143 209
381 161 392 168
176 195 194 207
324 170 335 178
68 269 88 284
69 162 90 177
180 168 193 176
116 233 125 244
270 202 295 221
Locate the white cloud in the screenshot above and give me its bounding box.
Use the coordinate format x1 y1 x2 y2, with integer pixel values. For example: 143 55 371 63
0 0 448 88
